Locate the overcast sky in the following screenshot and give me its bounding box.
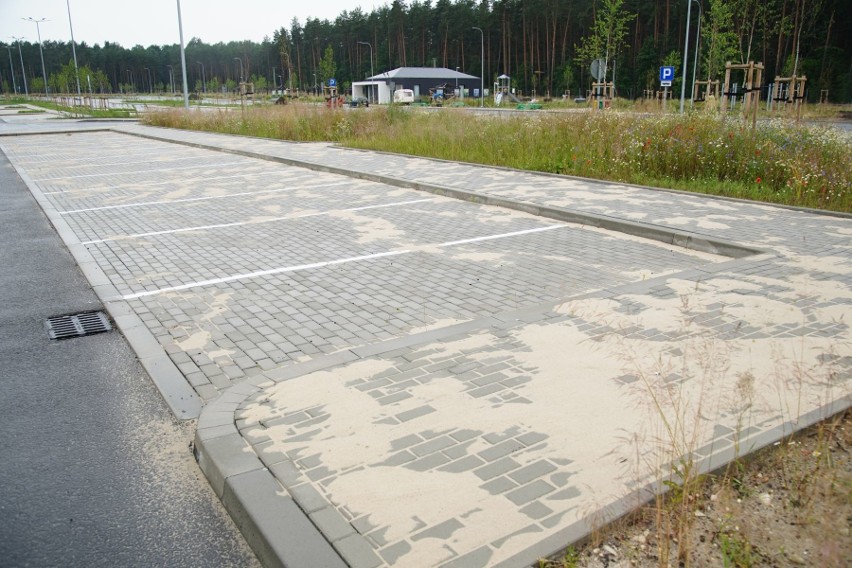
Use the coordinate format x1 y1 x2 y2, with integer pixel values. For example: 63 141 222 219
0 0 377 47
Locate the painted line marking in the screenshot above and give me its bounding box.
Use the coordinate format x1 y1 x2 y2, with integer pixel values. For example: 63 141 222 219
119 224 568 300
122 250 411 300
436 225 565 248
32 160 249 181
82 198 435 244
27 154 209 171
60 180 351 214
42 172 284 194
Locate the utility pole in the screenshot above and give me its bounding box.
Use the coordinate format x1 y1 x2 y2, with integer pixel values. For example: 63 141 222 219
66 0 81 95
23 17 48 96
177 0 189 109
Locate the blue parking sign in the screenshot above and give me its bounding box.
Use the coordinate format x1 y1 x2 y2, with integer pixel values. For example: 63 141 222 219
328 78 337 87
659 66 675 86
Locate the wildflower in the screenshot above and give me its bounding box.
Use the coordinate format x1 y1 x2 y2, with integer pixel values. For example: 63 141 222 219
756 177 762 183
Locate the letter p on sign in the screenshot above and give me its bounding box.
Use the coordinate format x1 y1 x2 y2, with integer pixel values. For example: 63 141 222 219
660 66 674 87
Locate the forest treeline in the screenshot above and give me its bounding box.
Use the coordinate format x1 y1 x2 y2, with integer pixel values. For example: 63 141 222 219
2 0 849 102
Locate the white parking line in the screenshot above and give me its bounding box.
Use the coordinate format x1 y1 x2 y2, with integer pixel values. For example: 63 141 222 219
82 198 435 244
122 250 411 300
119 224 567 300
32 160 249 181
61 180 351 214
42 172 282 194
437 225 566 247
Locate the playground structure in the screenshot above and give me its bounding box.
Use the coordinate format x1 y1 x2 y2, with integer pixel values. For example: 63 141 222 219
720 61 764 128
772 74 807 119
494 74 521 105
323 84 345 108
589 82 614 109
428 84 457 106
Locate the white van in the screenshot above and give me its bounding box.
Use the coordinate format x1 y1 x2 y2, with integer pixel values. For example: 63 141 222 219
393 89 415 104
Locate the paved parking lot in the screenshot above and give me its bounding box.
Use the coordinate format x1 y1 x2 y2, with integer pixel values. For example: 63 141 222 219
2 121 849 568
1 131 719 402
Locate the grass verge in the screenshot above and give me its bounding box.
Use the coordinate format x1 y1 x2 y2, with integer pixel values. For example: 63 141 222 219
25 99 137 119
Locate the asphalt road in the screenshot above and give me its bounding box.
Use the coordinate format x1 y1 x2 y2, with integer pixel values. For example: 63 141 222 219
0 150 258 567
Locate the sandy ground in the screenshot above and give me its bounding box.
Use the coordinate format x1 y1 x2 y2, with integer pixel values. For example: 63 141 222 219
554 410 851 568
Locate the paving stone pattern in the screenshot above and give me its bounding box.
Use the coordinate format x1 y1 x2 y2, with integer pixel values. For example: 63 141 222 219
0 131 715 402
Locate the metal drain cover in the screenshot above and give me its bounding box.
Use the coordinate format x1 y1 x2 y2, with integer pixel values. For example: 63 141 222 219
45 311 112 340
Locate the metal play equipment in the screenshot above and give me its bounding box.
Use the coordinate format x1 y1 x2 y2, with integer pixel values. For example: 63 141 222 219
494 74 521 105
720 61 764 128
323 80 345 108
589 82 614 109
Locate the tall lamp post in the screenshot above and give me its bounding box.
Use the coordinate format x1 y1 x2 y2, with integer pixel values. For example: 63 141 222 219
5 44 17 94
690 0 702 108
357 41 373 102
12 37 28 96
66 0 81 95
678 0 694 113
176 0 189 108
23 17 48 96
472 26 484 108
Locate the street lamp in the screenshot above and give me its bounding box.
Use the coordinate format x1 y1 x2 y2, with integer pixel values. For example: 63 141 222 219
66 0 81 95
176 0 189 109
196 61 206 93
23 17 48 96
679 0 694 113
4 44 17 94
12 37 28 96
357 41 373 102
690 0 702 108
472 26 484 108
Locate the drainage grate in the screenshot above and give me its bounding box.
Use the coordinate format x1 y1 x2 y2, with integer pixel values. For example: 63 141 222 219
45 311 112 340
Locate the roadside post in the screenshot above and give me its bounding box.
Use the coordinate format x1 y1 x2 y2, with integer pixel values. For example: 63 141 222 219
660 66 674 112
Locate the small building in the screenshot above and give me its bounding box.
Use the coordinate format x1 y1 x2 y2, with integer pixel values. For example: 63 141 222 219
352 67 480 104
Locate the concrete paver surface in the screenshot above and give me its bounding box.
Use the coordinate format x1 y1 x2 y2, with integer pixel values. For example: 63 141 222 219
2 119 849 568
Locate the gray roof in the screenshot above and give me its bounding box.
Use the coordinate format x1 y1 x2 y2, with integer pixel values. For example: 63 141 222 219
368 67 479 81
